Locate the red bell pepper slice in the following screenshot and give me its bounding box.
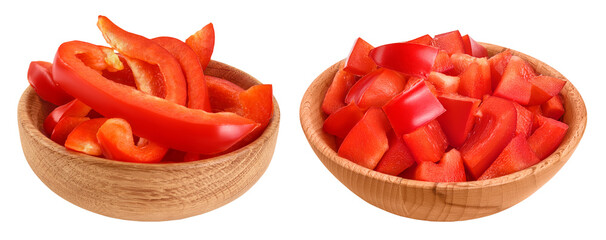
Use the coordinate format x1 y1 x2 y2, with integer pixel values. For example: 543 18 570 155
96 15 187 105
343 37 377 76
53 40 257 154
344 68 405 110
121 56 166 98
451 53 492 99
323 102 365 139
402 120 449 164
528 116 568 160
50 116 90 145
513 102 534 138
185 23 215 70
338 108 390 169
459 96 517 180
97 118 169 163
153 36 212 111
406 149 466 182
27 61 74 106
64 118 108 156
321 62 357 115
437 94 481 148
382 81 445 136
374 131 415 176
43 99 92 135
233 84 274 146
478 135 541 180
205 75 245 112
462 34 488 58
528 75 566 105
195 76 274 152
488 49 512 91
369 42 439 78
433 30 465 55
541 95 565 120
427 71 459 94
493 56 536 105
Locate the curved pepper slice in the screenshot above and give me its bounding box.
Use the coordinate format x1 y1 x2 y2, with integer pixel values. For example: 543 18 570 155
27 61 74 106
97 118 168 163
185 23 215 70
50 116 90 145
369 42 439 78
43 98 92 135
65 118 108 156
53 40 258 154
153 36 211 111
97 15 186 105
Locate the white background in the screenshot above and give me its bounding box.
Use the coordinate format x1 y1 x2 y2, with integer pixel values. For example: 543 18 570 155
2 0 604 239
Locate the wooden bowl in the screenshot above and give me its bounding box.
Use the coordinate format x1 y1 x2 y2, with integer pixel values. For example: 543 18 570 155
300 43 586 221
18 60 280 221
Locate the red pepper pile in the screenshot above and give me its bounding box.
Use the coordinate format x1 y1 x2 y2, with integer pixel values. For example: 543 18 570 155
322 30 568 181
28 16 273 163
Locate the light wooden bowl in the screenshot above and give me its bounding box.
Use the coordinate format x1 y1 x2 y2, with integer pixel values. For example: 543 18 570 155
300 43 586 221
18 60 280 221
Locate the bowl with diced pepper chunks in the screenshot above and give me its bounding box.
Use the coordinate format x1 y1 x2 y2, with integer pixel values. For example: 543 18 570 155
300 30 586 221
18 16 279 221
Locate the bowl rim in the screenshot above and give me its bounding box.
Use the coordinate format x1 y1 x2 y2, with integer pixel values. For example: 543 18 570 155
301 42 587 190
19 59 280 171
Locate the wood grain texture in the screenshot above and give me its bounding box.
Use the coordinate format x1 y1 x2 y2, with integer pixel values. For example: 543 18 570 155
300 43 587 221
18 60 280 221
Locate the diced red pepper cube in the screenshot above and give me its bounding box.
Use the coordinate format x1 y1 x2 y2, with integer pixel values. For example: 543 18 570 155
402 120 449 164
437 94 481 148
459 96 517 180
528 116 568 160
322 62 358 115
513 102 534 138
383 81 446 136
434 30 465 55
427 71 459 94
462 34 488 58
541 95 565 120
431 50 455 73
338 108 390 169
343 37 377 76
345 68 405 110
528 75 566 105
493 56 536 105
323 102 365 139
369 42 439 78
406 149 466 182
374 131 416 176
488 50 513 91
478 135 541 180
451 54 491 99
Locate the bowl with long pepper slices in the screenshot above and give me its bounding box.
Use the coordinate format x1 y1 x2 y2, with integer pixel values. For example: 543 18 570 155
18 16 279 221
300 31 586 221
